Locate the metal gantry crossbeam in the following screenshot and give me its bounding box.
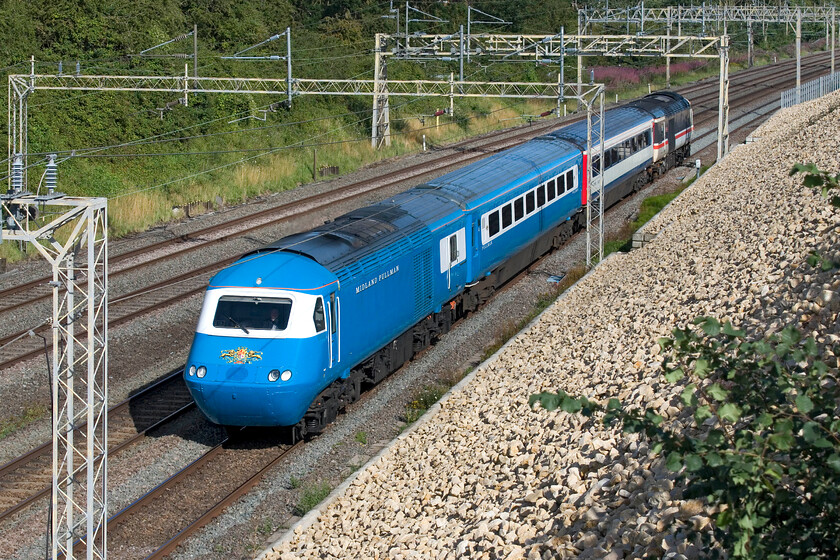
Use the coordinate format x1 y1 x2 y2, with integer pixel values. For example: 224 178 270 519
381 32 724 60
580 3 839 30
8 73 599 98
1 195 108 560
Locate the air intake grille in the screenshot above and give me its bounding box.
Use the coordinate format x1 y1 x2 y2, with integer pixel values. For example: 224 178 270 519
413 249 433 320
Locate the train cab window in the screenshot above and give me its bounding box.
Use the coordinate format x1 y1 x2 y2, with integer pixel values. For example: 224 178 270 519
536 186 546 207
565 170 574 192
329 292 337 334
313 297 326 332
502 204 512 228
213 296 292 332
489 211 500 237
449 233 459 262
526 191 535 213
547 179 556 201
514 198 524 221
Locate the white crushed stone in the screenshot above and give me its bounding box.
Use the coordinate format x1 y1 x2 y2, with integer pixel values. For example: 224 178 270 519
258 89 840 560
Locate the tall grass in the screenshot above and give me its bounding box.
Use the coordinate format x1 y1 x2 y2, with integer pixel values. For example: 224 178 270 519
3 97 558 257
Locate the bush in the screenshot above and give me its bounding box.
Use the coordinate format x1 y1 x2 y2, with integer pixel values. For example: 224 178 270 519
532 317 840 558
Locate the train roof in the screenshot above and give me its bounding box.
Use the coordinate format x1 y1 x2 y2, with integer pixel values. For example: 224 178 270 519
248 195 445 277
626 90 691 118
248 135 582 276
210 249 338 291
416 135 580 213
550 91 690 148
548 105 652 148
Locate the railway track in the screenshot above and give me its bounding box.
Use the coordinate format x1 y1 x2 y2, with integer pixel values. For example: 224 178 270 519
0 50 836 558
1 52 834 375
103 433 300 560
0 371 193 524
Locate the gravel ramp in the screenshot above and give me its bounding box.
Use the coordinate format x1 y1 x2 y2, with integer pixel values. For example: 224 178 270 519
260 90 840 559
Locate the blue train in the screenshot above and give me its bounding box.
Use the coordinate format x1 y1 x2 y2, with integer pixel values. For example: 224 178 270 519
184 91 693 435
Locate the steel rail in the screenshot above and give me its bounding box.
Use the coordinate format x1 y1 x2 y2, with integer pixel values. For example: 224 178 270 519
145 441 303 560
2 52 833 372
0 370 191 523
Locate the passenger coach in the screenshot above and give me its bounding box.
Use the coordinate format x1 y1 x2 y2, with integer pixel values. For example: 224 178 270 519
183 91 693 434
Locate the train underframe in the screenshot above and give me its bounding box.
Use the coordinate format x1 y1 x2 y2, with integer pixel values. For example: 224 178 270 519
296 143 690 439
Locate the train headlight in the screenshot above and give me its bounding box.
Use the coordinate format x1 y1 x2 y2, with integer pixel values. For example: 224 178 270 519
280 370 292 382
268 369 281 382
196 366 207 378
188 365 196 376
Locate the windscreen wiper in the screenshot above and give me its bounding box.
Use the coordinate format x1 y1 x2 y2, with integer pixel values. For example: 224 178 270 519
227 316 249 334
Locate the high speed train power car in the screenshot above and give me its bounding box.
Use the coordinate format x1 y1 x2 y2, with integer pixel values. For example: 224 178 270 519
184 91 692 436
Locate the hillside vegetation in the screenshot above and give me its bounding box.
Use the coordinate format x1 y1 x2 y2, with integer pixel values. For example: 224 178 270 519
0 0 828 255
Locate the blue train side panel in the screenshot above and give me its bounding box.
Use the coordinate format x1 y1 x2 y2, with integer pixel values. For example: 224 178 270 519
184 91 692 429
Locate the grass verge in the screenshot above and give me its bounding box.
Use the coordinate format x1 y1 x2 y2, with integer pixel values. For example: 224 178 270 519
294 481 333 516
0 404 49 441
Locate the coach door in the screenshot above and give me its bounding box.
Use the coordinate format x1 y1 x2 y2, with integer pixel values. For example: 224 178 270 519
327 292 339 368
440 227 466 297
652 118 667 162
666 116 676 153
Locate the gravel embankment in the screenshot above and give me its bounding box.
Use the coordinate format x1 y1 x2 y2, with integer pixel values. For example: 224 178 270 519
261 92 840 559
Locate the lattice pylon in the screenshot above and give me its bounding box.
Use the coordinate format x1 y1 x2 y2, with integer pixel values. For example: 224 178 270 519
2 195 108 560
585 87 606 269
49 200 108 560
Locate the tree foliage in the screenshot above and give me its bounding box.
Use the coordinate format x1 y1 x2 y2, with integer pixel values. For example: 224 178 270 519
531 317 840 558
790 163 840 207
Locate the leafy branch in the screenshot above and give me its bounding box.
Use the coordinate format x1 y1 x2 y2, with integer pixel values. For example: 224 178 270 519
790 163 840 207
532 317 840 559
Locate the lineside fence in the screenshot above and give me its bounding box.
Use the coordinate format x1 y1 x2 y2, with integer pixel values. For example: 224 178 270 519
781 72 840 108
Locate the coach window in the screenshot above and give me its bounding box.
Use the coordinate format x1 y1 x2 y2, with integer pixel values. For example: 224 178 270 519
526 191 535 213
502 204 512 228
565 170 574 192
536 185 546 207
514 197 524 221
313 297 326 332
489 211 500 237
547 179 556 201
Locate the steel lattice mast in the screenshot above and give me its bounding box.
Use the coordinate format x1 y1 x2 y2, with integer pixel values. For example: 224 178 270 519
1 193 108 560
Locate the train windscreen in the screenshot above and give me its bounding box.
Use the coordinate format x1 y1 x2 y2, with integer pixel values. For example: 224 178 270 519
212 296 292 332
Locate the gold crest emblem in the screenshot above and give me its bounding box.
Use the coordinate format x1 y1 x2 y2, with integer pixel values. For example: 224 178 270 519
220 347 263 364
